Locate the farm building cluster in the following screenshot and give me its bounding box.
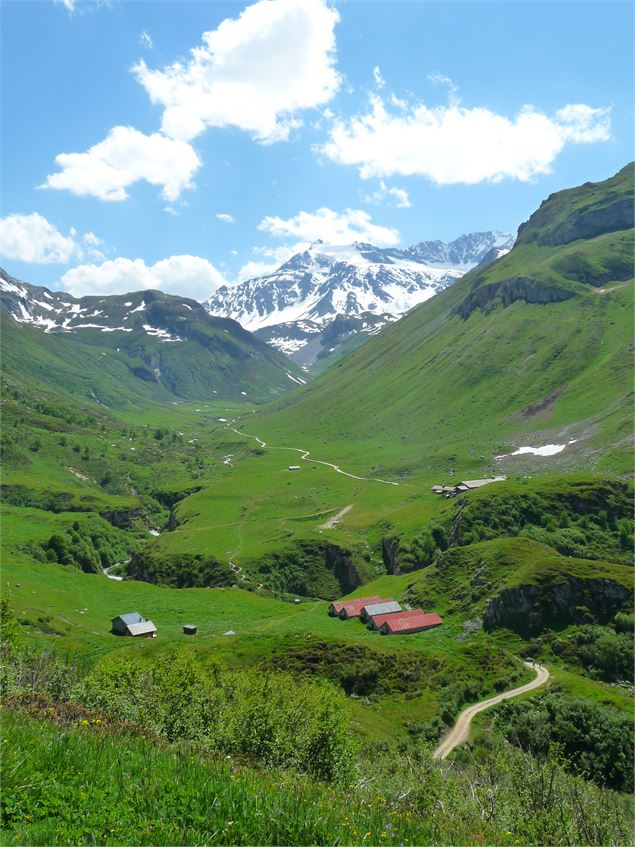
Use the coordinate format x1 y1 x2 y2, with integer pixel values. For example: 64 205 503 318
432 476 506 497
328 595 442 635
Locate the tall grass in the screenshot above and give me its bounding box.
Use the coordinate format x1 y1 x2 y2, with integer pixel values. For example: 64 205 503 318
2 707 632 847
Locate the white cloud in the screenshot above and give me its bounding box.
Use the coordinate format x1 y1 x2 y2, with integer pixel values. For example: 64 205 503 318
258 207 400 246
0 213 103 264
41 125 200 202
427 72 458 95
60 255 226 300
373 66 385 89
139 31 153 49
132 0 340 143
216 213 235 223
321 95 612 184
363 180 411 208
82 231 102 247
54 0 111 15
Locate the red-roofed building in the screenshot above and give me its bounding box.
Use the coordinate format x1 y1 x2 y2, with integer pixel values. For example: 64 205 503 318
379 610 443 635
367 610 406 631
328 595 381 618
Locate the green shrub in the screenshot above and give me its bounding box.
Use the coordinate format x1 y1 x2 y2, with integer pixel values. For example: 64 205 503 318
495 692 634 792
75 652 357 785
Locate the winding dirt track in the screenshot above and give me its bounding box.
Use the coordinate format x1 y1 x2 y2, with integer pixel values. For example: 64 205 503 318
433 661 550 760
229 427 403 486
319 504 353 529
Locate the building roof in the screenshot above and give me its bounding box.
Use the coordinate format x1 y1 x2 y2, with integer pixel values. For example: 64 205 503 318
330 595 382 614
456 477 506 490
368 611 406 629
112 612 145 625
126 620 157 636
382 610 443 633
362 600 401 617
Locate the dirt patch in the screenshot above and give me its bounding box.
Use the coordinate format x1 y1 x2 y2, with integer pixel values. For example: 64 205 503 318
516 387 564 420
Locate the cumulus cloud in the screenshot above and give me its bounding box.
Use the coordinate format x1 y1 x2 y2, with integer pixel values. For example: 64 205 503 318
321 95 611 184
363 180 411 208
258 207 400 246
0 213 103 264
41 125 200 202
216 213 235 223
139 31 153 49
132 0 341 143
60 255 226 300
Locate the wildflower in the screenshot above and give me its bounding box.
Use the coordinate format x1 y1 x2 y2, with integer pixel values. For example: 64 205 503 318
80 719 89 727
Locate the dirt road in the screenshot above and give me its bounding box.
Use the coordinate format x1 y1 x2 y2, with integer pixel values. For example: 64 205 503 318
319 504 353 529
433 661 550 760
229 427 403 486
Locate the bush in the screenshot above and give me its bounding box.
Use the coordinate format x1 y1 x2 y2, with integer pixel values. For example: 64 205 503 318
495 692 634 792
76 652 357 785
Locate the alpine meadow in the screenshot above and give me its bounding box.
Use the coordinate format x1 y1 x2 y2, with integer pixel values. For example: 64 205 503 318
0 2 633 846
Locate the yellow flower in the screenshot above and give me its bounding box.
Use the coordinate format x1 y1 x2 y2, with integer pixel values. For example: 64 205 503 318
80 719 89 727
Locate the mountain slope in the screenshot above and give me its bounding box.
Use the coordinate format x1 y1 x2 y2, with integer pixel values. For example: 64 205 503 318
248 164 634 476
206 233 513 368
0 270 304 405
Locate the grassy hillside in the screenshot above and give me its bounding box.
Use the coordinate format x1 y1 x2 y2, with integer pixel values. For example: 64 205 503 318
4 707 631 847
1 282 304 406
247 164 633 478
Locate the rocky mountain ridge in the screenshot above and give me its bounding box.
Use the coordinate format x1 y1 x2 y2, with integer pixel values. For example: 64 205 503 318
0 268 304 403
206 232 513 368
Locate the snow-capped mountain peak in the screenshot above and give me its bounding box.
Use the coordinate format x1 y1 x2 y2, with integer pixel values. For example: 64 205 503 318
205 231 513 367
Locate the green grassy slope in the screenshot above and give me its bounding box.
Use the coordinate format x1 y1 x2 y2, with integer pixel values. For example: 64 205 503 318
247 164 633 477
1 285 304 406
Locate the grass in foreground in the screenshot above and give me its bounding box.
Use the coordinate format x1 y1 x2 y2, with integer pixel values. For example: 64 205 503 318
1 707 631 847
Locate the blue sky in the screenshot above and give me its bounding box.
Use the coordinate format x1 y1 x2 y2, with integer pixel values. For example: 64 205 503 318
1 0 633 299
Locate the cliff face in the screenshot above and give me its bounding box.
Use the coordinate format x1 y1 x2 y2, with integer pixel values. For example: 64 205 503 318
483 577 631 636
518 197 633 247
515 163 634 247
454 276 574 319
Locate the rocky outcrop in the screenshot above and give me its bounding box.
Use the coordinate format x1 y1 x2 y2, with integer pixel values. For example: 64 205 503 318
454 276 574 320
254 539 374 599
518 197 633 247
100 506 146 529
483 577 631 636
382 536 400 575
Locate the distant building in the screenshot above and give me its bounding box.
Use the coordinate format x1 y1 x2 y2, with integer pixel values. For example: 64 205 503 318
359 600 402 623
432 477 506 496
183 624 197 635
111 612 157 638
288 465 300 471
455 477 506 492
328 595 382 619
379 610 443 635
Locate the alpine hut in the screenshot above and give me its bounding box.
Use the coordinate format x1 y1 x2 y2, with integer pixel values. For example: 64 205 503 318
367 611 405 631
454 477 506 492
328 595 381 618
111 612 157 638
379 610 443 635
360 599 402 623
